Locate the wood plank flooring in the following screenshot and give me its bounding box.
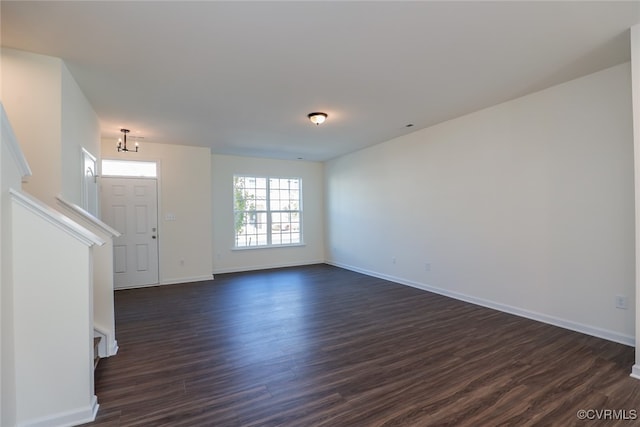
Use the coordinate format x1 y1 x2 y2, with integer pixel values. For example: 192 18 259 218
83 264 640 426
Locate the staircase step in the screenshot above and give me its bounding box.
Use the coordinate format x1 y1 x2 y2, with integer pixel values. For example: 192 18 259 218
94 336 101 370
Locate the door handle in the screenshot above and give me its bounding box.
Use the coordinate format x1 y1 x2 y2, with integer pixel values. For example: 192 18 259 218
152 235 157 239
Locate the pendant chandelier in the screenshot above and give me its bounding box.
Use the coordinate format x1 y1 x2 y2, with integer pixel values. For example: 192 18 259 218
117 128 139 152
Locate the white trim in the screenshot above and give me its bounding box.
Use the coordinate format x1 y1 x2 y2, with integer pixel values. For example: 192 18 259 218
56 196 121 237
80 147 98 216
631 23 640 382
114 282 162 291
161 275 214 285
232 243 306 251
93 328 108 358
93 325 118 358
81 147 97 163
327 260 636 347
114 275 214 290
213 259 324 275
1 102 32 179
17 396 98 427
110 339 119 356
233 174 303 248
10 188 105 247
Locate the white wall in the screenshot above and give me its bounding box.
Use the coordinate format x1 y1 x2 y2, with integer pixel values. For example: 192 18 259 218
11 195 99 427
326 62 635 345
101 141 213 285
631 25 640 377
1 48 100 208
1 49 107 422
1 48 62 205
61 62 101 206
92 238 116 355
212 154 324 274
0 104 29 427
0 104 4 426
56 197 120 358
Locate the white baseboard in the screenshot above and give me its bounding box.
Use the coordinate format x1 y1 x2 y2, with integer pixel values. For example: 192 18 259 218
631 364 640 380
213 259 325 275
19 395 98 427
110 339 119 356
161 275 214 285
327 260 635 347
114 282 162 290
114 275 213 290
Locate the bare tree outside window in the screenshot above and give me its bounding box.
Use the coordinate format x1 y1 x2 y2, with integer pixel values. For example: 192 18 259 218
233 175 302 248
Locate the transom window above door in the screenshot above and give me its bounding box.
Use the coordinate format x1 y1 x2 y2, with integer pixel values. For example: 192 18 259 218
101 159 157 178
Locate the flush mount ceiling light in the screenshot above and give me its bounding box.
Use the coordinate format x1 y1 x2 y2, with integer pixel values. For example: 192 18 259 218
308 112 328 125
117 128 139 152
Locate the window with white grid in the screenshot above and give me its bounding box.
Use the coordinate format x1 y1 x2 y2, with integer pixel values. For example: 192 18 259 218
233 175 302 248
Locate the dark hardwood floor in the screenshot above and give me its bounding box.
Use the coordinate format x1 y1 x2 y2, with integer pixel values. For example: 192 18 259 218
83 264 640 426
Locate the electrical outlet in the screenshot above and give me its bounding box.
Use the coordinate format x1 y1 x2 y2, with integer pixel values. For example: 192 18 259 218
615 295 628 310
425 263 431 272
392 257 396 264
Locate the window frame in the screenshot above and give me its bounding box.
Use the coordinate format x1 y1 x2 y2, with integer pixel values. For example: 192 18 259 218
233 175 303 249
101 159 158 178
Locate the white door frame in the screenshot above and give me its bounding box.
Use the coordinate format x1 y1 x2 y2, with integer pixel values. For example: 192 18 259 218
102 176 159 288
81 148 99 216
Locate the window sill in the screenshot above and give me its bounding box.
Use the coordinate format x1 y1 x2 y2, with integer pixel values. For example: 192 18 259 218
232 243 306 251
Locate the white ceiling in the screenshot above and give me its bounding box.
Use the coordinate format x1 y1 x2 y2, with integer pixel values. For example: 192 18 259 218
2 1 639 161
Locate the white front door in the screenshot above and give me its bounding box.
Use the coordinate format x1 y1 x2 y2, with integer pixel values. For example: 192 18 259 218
101 177 159 288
